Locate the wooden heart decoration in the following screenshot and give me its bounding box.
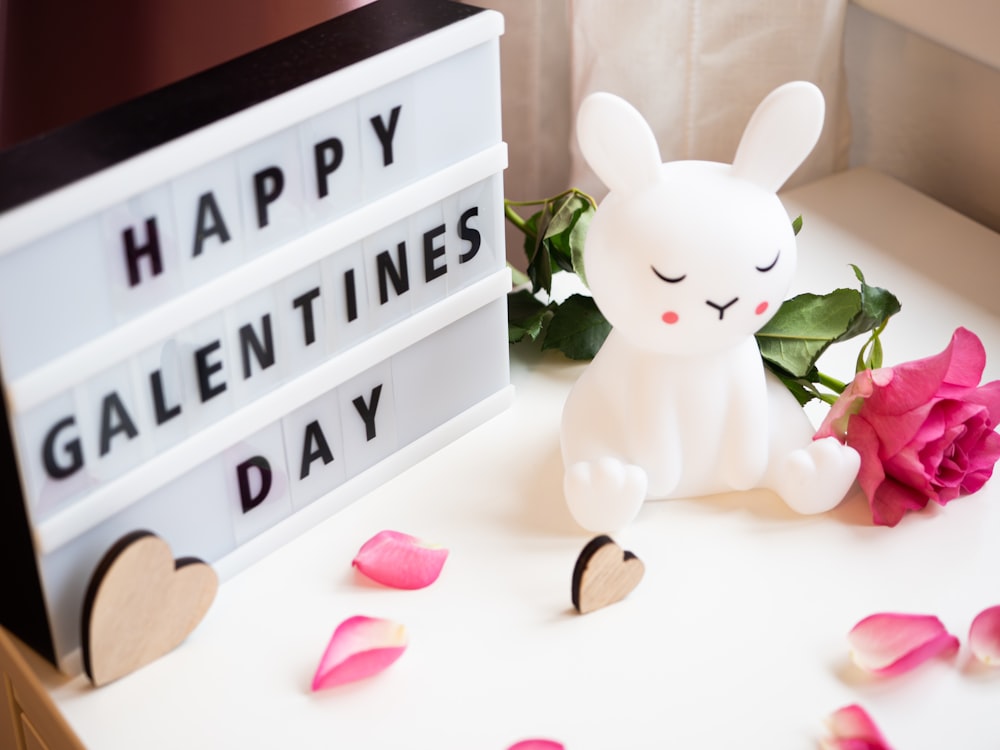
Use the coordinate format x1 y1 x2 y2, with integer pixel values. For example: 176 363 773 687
81 531 218 686
571 535 645 614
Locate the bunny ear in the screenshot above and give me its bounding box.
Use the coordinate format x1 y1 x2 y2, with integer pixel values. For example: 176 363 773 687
731 81 825 193
577 92 662 193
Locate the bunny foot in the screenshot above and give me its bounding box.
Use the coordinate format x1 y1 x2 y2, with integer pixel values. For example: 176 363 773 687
564 458 648 532
773 437 861 514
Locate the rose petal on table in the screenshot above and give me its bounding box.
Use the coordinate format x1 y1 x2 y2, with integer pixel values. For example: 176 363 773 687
506 741 565 750
352 530 449 589
820 704 893 750
969 605 1000 666
848 613 959 676
311 616 408 691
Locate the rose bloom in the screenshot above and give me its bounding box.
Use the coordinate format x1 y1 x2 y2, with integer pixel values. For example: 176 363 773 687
816 327 1000 526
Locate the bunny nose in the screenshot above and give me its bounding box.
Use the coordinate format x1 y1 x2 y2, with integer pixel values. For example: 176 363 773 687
706 297 739 320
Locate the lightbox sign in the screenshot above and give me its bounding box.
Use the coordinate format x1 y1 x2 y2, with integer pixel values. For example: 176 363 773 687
0 0 510 672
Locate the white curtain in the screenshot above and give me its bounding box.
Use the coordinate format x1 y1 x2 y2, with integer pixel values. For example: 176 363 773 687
480 0 852 263
480 0 999 258
566 0 852 199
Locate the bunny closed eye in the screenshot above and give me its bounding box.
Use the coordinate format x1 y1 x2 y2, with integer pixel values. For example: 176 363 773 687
755 250 780 272
651 266 686 283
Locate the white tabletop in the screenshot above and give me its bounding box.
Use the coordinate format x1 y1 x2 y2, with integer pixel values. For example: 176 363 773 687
27 167 1000 749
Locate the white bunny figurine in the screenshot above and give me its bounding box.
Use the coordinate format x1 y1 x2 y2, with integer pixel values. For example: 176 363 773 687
561 81 861 532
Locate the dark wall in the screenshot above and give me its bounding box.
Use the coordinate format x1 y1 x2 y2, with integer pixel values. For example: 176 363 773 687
0 0 370 149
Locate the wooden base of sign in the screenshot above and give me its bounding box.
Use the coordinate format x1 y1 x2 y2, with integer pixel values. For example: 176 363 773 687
0 627 86 749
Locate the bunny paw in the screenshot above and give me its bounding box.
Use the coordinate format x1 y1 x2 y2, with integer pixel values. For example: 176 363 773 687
774 437 861 514
564 458 648 532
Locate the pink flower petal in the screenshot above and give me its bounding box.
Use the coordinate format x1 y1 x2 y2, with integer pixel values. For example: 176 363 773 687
848 613 958 676
866 329 981 416
506 741 565 750
969 605 1000 666
820 704 893 750
311 616 407 690
869 477 931 528
352 530 449 589
940 327 988 388
816 369 881 441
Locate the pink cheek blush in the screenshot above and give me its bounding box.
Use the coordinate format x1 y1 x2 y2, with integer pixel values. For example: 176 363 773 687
755 301 769 316
662 311 679 325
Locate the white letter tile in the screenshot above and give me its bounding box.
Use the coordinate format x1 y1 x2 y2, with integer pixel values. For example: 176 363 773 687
73 359 149 486
224 285 284 407
14 390 92 522
298 99 364 230
392 297 509 446
171 153 246 289
223 421 293 545
363 219 414 334
413 41 501 174
275 263 330 378
174 312 235 433
337 360 397 477
322 242 371 354
408 200 450 313
237 126 306 258
282 388 346 510
101 183 184 322
359 78 416 201
445 173 503 294
0 216 114 379
134 338 191 454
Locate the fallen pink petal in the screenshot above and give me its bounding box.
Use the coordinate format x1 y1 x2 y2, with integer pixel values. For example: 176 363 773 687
848 613 959 676
820 704 893 750
506 741 565 750
311 615 408 691
969 605 1000 666
353 530 449 589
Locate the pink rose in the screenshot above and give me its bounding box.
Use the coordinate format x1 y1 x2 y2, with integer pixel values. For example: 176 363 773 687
816 328 1000 526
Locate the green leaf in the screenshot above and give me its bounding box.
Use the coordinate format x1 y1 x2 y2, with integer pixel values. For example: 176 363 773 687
756 265 902 382
507 288 552 344
852 265 900 372
755 288 862 378
522 210 553 296
544 193 594 283
764 363 823 406
568 202 593 288
792 215 803 236
542 194 581 265
508 263 530 288
540 293 611 360
508 190 596 298
864 334 884 371
835 265 902 344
